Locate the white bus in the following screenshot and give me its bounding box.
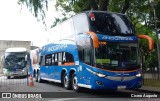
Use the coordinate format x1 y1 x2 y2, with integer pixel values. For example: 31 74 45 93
2 47 30 79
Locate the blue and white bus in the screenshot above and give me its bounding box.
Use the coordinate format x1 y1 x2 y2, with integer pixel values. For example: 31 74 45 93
36 11 154 92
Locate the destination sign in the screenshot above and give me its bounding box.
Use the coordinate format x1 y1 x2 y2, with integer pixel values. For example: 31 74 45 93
97 34 137 42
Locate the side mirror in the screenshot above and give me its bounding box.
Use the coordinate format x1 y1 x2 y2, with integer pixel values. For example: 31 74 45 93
1 55 5 62
25 55 28 61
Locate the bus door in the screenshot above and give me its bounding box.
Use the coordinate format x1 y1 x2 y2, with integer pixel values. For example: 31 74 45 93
76 33 93 84
39 55 48 78
45 54 54 78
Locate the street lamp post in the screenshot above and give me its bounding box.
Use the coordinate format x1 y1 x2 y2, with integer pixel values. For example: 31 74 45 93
150 0 160 80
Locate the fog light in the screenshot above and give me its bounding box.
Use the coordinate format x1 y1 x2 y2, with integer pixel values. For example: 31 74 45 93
96 81 104 86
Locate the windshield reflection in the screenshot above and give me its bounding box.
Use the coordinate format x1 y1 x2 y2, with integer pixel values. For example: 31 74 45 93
5 52 26 69
89 12 135 35
95 42 139 70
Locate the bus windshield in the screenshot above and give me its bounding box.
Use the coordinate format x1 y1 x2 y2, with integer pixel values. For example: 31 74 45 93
89 12 135 35
95 42 139 70
4 52 26 69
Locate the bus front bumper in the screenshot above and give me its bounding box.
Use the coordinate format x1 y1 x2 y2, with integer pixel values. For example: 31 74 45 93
90 76 142 90
3 68 27 77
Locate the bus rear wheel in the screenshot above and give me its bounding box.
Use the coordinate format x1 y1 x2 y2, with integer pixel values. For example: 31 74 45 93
7 76 11 79
35 71 38 82
63 73 71 90
71 73 81 92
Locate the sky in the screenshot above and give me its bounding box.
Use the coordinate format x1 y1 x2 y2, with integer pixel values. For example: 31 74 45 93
0 0 61 47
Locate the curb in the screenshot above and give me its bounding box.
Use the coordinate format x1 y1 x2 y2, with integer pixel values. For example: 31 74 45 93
134 86 160 94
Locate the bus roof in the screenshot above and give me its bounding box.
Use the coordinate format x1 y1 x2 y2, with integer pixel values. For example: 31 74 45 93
40 40 77 54
5 47 27 52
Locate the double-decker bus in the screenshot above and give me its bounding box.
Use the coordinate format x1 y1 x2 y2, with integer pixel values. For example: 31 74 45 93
36 11 154 92
2 47 30 79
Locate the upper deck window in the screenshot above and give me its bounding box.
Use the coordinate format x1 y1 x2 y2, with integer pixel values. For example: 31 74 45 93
88 12 135 35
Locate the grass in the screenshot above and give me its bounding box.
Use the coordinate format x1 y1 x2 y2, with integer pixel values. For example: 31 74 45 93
143 79 160 88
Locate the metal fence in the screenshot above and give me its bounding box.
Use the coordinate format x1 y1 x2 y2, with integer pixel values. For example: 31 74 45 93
0 68 29 91
142 67 160 87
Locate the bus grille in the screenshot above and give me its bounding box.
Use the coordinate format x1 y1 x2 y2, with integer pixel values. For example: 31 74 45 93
105 76 136 81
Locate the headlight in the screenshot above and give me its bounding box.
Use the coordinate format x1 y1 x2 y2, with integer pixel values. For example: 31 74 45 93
86 68 106 78
136 73 141 77
22 68 26 72
97 73 106 77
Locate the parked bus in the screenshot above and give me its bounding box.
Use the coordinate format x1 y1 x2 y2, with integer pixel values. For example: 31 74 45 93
2 47 30 79
36 11 154 92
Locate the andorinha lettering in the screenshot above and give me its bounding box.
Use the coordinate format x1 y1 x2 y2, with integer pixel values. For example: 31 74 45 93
102 36 134 41
48 44 67 52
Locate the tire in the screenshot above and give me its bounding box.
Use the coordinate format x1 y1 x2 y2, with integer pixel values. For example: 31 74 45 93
7 76 10 79
63 73 71 90
35 71 38 82
71 73 81 92
33 70 35 78
37 71 43 83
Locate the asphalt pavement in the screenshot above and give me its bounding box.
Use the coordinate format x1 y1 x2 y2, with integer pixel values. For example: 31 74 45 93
139 86 160 94
0 75 160 101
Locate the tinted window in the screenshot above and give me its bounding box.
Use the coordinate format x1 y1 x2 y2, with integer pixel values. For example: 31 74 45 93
39 56 45 66
45 54 52 66
88 12 135 35
44 52 74 66
65 52 74 63
77 36 92 65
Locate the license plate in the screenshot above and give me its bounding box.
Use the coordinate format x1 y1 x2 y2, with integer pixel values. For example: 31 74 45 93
118 86 126 89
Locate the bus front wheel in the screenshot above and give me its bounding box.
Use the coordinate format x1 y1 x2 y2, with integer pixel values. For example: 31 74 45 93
71 73 81 92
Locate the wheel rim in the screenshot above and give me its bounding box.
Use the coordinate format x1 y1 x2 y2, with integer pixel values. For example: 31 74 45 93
64 75 69 88
72 76 78 90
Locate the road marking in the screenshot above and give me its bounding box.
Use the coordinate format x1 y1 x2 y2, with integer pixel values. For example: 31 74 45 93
48 98 79 101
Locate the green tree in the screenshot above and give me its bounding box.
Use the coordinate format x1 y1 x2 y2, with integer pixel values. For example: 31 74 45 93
18 0 48 29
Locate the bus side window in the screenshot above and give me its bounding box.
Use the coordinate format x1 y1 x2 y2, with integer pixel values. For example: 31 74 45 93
39 55 45 66
84 49 91 65
52 53 58 66
65 52 74 63
45 54 52 66
61 52 74 66
77 45 84 62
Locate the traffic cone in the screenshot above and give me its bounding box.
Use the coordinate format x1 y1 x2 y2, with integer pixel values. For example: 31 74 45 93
28 75 34 87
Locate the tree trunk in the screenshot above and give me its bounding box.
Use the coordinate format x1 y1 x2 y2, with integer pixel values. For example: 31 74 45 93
99 0 110 11
88 0 98 10
121 0 130 14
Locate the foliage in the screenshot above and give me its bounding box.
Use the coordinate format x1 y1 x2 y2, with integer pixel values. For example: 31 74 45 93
144 79 160 87
18 0 48 29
